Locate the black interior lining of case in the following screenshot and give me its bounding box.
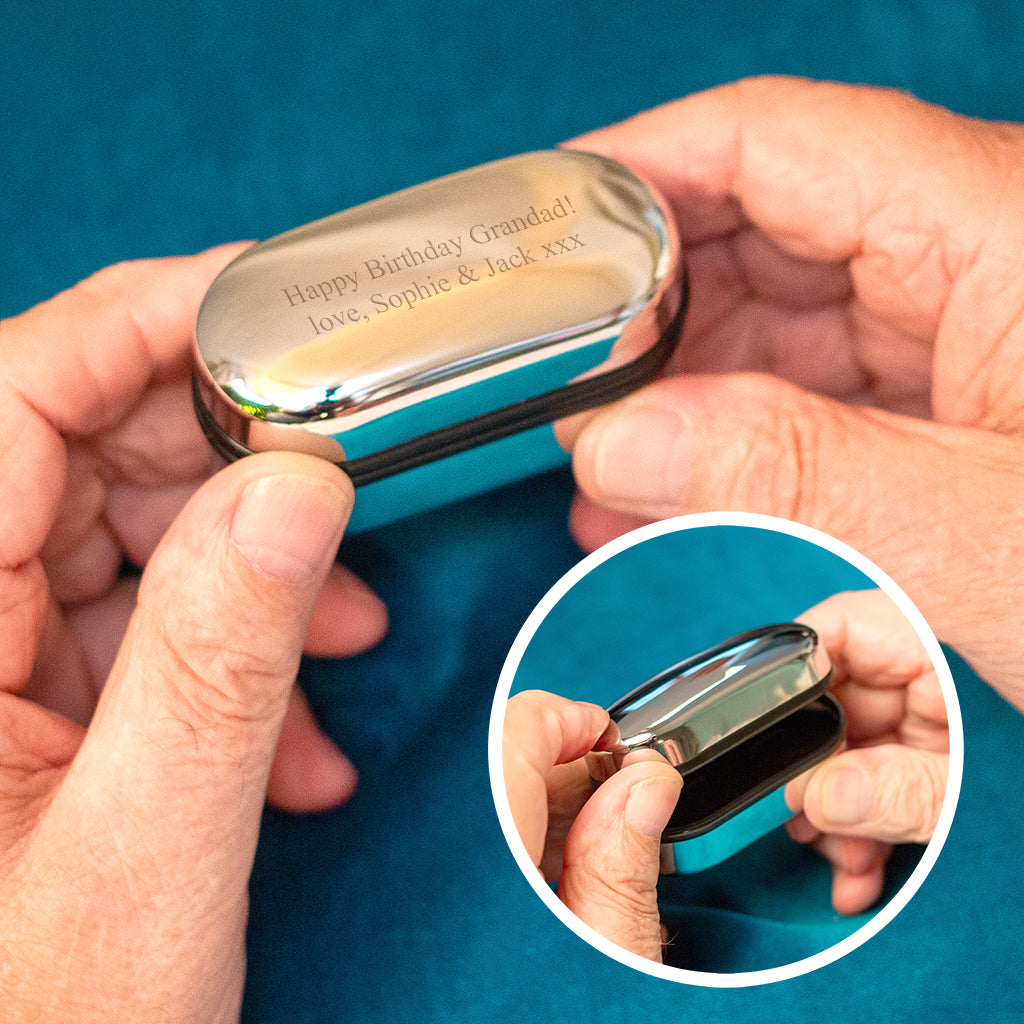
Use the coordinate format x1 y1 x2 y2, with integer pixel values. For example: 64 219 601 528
661 694 845 843
194 269 688 486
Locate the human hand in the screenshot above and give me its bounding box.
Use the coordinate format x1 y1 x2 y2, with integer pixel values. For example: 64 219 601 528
0 250 387 1022
502 690 682 962
557 76 1024 707
782 590 949 915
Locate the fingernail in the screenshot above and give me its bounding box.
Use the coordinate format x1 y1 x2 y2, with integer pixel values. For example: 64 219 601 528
822 767 873 825
231 474 350 581
624 776 680 839
589 403 689 503
593 718 625 753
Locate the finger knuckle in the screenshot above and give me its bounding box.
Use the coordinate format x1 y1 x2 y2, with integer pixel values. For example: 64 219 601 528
576 858 659 918
877 756 947 842
567 858 664 954
720 377 829 523
145 608 291 736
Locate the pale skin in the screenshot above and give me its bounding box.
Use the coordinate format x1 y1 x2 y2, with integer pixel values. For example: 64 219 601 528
0 246 388 1023
558 75 1024 713
501 690 682 962
787 589 949 916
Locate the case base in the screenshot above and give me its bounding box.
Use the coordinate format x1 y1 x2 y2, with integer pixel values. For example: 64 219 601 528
347 421 568 532
667 787 792 874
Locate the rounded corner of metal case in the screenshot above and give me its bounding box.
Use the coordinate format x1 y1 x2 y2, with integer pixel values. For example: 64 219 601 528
190 368 249 463
609 622 834 771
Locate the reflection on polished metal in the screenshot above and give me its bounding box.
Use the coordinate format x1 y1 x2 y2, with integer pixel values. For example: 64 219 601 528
585 624 842 861
192 150 683 484
596 624 833 777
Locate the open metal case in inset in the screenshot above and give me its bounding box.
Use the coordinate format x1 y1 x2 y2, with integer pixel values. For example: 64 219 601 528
192 150 685 531
588 624 845 873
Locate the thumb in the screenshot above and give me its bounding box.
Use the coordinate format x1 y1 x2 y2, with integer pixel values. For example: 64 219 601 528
61 452 352 876
788 745 948 844
558 752 681 963
568 372 974 533
566 372 1024 691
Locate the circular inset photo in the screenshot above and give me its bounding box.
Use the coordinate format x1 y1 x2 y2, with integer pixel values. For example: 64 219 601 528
488 513 961 985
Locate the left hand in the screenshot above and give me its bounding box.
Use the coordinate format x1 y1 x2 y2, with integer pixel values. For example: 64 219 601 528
502 690 682 962
0 249 389 1021
1 246 388 811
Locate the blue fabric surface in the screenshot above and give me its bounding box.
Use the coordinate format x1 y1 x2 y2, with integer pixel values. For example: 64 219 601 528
4 1 1024 1020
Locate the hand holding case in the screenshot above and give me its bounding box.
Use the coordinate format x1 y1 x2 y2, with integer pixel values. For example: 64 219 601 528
587 624 845 873
192 151 685 531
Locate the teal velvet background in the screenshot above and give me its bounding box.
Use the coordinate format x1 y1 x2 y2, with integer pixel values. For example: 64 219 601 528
3 1 1023 1020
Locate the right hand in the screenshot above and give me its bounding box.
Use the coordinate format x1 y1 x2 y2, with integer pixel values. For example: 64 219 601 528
784 590 950 914
557 76 1024 709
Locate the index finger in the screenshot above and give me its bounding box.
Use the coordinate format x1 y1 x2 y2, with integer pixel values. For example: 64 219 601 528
569 76 1003 263
0 244 247 569
798 589 948 750
567 78 1024 414
502 691 615 866
2 243 248 438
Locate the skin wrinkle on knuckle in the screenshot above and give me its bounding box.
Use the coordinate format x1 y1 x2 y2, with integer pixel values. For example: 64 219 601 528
969 293 1024 431
567 856 660 923
508 695 564 767
906 756 947 839
936 156 1024 427
78 260 157 359
714 382 825 523
141 610 293 740
855 226 957 345
767 400 816 522
535 703 571 763
900 719 950 755
874 757 945 842
565 822 660 905
56 276 149 430
564 866 663 958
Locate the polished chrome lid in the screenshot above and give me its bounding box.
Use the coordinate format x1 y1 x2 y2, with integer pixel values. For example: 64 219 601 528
192 149 682 470
589 624 833 780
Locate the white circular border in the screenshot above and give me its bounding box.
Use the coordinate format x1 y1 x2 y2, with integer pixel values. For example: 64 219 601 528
487 511 964 987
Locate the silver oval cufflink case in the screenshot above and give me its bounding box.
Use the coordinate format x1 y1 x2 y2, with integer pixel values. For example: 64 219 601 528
587 623 845 871
191 150 686 531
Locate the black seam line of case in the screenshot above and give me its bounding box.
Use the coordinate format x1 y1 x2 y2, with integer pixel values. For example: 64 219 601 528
661 693 846 843
194 267 689 485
